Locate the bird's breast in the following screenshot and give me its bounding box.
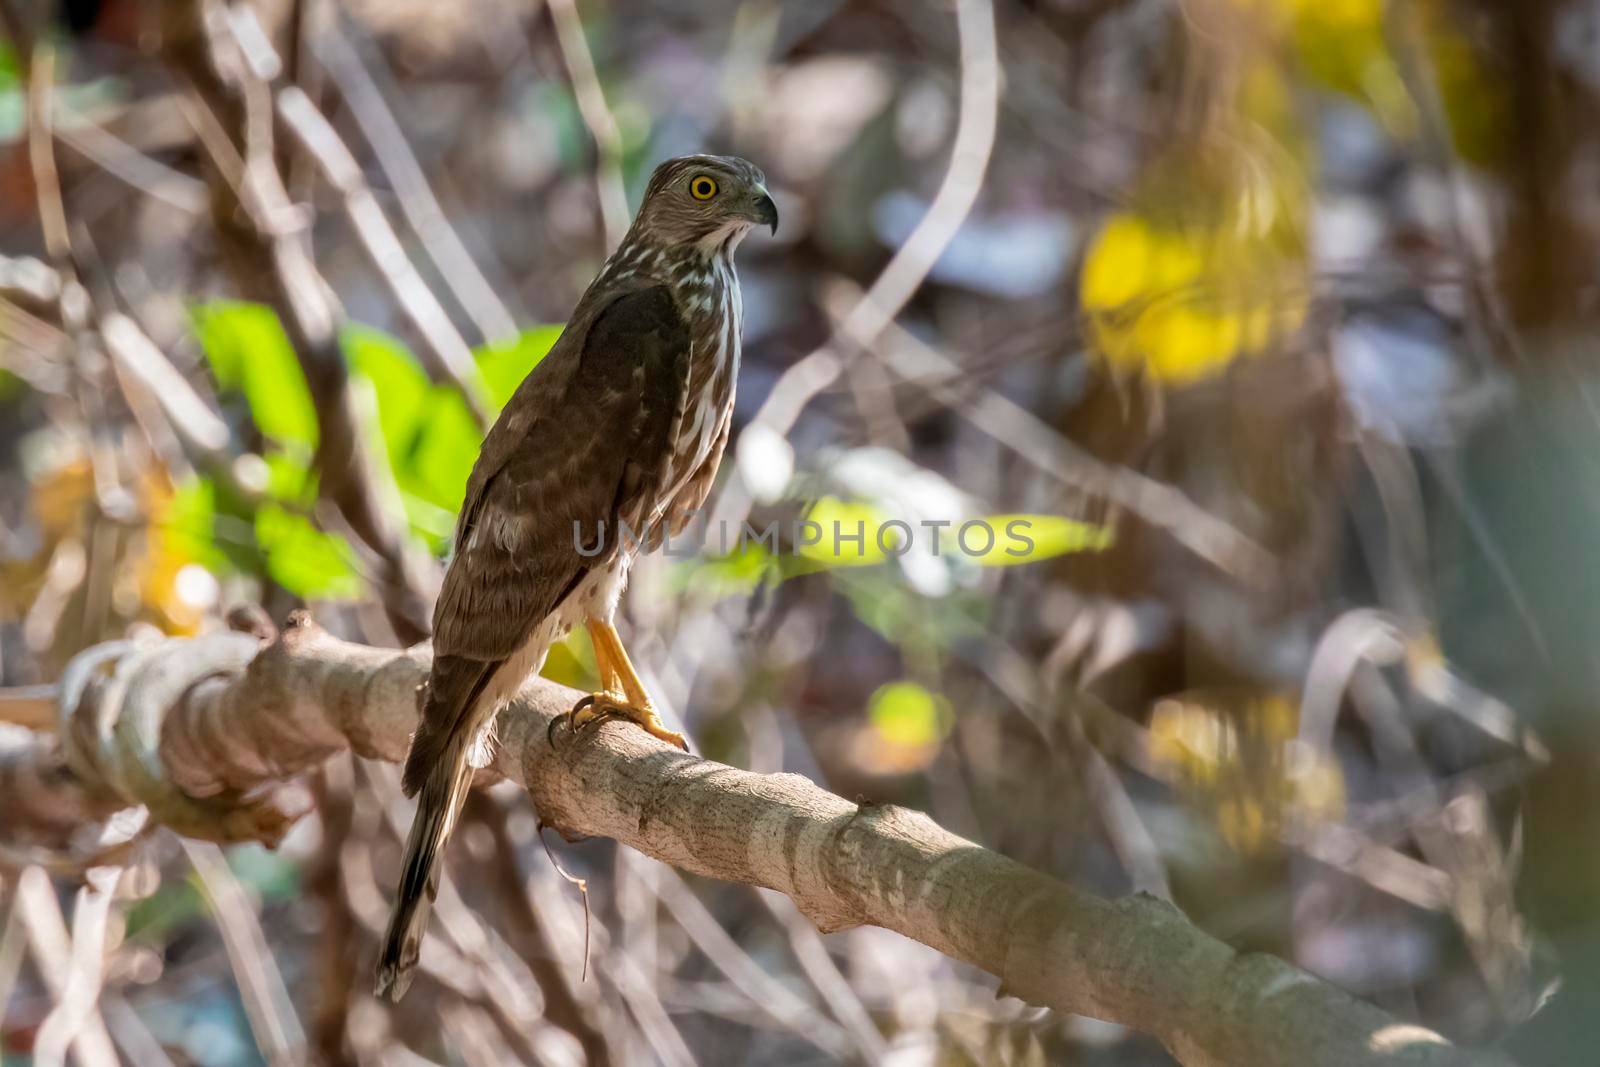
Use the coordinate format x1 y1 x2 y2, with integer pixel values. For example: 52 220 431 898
665 261 741 507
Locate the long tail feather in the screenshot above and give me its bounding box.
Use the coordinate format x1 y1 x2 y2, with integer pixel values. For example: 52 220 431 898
376 655 496 1001
375 730 473 1001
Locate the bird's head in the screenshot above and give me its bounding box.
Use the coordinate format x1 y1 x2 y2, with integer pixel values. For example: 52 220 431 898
631 155 778 254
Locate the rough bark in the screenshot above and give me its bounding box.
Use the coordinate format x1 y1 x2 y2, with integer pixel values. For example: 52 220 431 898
0 615 1517 1067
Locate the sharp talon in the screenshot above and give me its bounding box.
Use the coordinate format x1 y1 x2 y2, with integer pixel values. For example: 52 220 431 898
560 692 688 750
648 725 690 751
549 694 602 746
576 706 613 735
552 692 614 747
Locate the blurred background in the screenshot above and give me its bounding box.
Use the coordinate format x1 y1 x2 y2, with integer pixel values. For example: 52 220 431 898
1 0 1597 1063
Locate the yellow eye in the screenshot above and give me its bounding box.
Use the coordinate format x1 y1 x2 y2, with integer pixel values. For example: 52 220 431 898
689 175 718 200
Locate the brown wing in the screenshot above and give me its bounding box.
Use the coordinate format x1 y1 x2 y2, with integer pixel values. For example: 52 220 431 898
431 284 691 661
403 285 690 796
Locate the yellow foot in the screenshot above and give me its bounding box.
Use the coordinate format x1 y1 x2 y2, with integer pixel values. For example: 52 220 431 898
560 692 688 750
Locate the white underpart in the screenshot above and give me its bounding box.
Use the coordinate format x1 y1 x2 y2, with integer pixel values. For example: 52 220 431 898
696 219 753 257
666 248 742 512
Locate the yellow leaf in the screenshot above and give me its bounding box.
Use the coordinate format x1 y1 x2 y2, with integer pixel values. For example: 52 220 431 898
1081 197 1308 384
967 514 1114 566
1149 692 1344 855
869 681 950 747
1080 43 1311 386
137 468 217 635
31 456 93 539
799 497 890 568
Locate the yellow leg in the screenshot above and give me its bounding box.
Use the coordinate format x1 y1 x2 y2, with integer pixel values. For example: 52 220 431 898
586 621 625 699
565 619 687 750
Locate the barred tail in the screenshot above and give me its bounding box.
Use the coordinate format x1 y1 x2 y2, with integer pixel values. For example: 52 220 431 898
376 655 495 1001
375 730 473 1001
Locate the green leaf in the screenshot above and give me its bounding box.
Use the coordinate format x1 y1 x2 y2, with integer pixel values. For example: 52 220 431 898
476 325 562 408
406 394 480 513
399 489 457 551
833 569 987 654
254 503 361 599
191 301 319 448
202 478 270 574
193 314 564 559
261 450 315 502
0 41 18 91
0 43 21 142
339 324 477 514
196 449 357 596
162 477 230 573
339 324 561 523
797 501 1111 571
343 323 431 471
123 877 206 942
968 514 1114 566
673 541 776 597
416 324 570 506
868 681 951 747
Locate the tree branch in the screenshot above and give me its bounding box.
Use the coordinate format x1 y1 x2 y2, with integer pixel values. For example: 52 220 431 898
1 616 1516 1067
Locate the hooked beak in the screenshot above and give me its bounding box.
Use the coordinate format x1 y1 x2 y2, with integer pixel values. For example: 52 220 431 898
751 189 779 235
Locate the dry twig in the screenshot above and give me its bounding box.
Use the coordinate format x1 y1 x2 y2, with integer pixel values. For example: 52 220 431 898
547 0 632 250
183 840 308 1065
13 866 119 1067
33 865 121 1067
309 19 520 344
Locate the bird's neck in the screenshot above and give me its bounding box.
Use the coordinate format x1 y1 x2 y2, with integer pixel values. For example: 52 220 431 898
598 235 742 314
603 225 748 284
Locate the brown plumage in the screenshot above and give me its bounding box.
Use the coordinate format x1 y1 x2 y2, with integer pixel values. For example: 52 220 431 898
375 155 776 1001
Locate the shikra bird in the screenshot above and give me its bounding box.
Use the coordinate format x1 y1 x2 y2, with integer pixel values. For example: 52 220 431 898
376 155 777 1000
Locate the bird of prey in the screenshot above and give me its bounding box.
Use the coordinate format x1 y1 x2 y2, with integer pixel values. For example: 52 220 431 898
376 155 777 1000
